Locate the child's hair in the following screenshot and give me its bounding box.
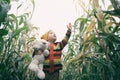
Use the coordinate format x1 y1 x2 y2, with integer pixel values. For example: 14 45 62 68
32 49 44 57
41 30 51 41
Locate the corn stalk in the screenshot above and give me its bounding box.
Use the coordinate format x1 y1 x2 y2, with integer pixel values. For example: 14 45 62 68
0 0 38 80
61 0 120 80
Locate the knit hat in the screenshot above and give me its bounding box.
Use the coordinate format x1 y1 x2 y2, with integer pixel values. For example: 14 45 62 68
41 30 50 41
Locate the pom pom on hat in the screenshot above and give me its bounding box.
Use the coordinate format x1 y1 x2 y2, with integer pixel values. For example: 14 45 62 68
41 30 50 41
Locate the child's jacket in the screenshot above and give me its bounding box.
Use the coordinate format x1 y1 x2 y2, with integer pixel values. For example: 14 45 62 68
43 29 71 73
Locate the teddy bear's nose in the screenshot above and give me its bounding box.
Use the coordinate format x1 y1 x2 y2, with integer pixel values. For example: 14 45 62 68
43 42 46 45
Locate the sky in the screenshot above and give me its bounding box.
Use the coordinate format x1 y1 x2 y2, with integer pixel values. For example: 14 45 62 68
30 0 78 41
9 0 110 41
30 0 110 41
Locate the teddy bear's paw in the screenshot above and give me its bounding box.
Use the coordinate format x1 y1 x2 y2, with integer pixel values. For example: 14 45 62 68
28 63 39 73
43 50 49 56
37 70 45 79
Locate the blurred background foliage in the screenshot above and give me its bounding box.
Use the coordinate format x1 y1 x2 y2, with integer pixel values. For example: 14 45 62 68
0 0 120 80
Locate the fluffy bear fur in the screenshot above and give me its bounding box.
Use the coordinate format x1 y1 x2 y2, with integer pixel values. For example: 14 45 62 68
28 39 49 79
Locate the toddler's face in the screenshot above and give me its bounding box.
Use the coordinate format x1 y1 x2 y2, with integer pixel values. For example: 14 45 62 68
48 30 57 42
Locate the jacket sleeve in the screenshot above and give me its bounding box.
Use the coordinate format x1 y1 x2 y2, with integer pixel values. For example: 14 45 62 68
59 29 71 49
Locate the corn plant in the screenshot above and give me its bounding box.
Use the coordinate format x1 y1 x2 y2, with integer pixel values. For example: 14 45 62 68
0 0 39 80
61 0 120 80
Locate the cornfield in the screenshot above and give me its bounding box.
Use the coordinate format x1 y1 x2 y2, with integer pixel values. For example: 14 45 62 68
0 0 120 80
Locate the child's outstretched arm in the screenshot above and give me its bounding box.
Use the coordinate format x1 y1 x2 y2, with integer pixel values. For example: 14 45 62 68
59 23 72 49
67 22 72 31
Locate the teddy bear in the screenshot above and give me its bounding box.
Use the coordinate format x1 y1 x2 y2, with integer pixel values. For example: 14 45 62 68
28 39 49 79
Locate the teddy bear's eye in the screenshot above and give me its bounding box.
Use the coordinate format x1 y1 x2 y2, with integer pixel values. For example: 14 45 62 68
34 48 39 50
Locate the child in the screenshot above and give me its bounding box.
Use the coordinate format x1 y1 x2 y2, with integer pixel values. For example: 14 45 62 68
41 23 72 80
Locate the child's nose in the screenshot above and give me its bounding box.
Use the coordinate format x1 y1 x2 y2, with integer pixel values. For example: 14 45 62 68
54 34 56 37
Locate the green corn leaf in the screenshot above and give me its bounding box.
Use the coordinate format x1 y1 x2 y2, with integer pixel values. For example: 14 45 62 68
8 14 18 29
0 29 8 37
12 26 27 39
19 16 24 25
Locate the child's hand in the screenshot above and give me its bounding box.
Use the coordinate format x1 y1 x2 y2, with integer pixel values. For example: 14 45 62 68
67 23 72 30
